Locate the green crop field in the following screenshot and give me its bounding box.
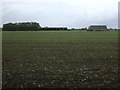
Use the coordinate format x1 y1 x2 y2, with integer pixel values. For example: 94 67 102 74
2 31 119 88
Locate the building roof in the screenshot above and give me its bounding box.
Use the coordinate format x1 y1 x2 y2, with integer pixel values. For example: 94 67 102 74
88 25 107 30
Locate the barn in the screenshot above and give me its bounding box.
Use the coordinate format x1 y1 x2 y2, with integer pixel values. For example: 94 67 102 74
88 25 108 31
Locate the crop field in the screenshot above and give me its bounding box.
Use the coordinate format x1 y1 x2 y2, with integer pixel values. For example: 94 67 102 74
2 31 119 88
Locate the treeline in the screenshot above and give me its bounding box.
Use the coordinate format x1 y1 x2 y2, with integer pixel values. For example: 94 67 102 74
39 27 67 31
2 22 68 31
3 22 40 31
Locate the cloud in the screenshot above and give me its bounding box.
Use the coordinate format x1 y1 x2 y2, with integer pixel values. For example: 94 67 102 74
1 0 119 28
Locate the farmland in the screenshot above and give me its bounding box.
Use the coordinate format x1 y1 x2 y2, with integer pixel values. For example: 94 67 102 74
2 31 119 88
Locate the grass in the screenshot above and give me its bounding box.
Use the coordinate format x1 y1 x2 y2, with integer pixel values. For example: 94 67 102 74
2 31 119 88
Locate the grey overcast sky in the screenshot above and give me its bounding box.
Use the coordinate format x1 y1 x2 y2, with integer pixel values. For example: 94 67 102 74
1 0 119 29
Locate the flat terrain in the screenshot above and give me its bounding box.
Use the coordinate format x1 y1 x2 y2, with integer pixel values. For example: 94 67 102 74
2 31 119 88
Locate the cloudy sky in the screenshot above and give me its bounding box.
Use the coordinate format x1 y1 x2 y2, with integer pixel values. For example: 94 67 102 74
0 0 119 29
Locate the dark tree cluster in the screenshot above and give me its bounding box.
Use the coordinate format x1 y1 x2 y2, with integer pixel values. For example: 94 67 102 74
2 22 40 31
39 27 67 31
2 22 68 31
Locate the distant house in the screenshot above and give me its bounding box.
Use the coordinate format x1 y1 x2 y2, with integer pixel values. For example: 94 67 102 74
88 25 108 31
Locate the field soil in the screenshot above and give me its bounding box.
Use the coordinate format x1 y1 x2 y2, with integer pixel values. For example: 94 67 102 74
2 31 119 88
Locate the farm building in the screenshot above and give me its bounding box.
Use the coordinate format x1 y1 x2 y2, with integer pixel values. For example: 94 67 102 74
88 25 108 31
39 27 67 31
